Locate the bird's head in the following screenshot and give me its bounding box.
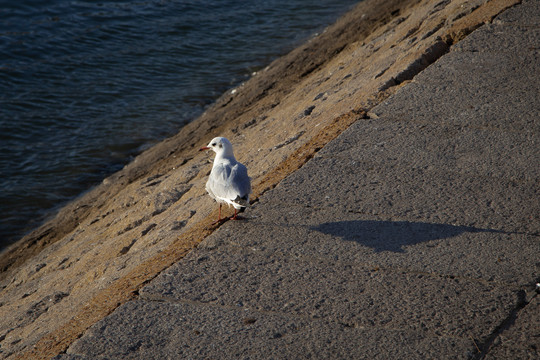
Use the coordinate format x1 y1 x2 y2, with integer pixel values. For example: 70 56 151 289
200 137 235 158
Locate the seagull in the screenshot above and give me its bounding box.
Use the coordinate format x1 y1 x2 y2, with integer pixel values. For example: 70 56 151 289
200 137 251 222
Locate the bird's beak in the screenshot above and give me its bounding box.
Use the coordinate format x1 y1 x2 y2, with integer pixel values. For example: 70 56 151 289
199 146 210 151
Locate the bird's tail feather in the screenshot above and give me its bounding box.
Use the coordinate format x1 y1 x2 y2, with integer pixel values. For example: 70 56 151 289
233 195 249 208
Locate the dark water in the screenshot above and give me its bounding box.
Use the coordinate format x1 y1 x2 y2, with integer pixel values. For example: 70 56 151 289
0 0 358 248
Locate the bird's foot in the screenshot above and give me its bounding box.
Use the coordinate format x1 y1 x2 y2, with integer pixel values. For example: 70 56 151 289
212 217 228 225
229 215 245 221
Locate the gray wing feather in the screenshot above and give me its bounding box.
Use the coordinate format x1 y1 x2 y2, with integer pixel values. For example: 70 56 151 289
229 163 251 198
207 162 251 204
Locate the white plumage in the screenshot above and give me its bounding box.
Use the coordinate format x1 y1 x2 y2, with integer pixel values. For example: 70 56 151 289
200 137 251 221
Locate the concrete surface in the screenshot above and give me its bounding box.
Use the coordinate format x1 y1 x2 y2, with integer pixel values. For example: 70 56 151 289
9 1 525 358
54 1 540 359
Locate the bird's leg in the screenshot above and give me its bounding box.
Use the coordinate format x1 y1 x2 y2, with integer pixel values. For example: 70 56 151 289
230 208 245 220
212 204 224 224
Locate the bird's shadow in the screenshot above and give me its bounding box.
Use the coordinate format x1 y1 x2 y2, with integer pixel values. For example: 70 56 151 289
311 220 507 253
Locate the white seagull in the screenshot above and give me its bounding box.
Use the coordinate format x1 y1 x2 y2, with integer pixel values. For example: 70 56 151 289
200 137 251 222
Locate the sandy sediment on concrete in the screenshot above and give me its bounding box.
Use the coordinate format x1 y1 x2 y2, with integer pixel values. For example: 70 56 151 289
0 0 520 358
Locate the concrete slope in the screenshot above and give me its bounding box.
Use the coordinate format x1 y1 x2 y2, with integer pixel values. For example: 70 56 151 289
56 0 539 359
1 0 533 359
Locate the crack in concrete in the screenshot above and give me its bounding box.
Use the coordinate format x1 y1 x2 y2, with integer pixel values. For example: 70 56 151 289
472 287 538 359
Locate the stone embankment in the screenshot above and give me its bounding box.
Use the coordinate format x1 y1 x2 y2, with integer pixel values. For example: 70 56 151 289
1 0 537 359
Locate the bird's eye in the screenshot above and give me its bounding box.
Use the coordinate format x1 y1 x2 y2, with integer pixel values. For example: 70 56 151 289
211 143 216 146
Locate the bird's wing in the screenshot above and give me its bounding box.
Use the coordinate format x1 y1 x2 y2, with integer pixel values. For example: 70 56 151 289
229 162 251 200
207 162 251 203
